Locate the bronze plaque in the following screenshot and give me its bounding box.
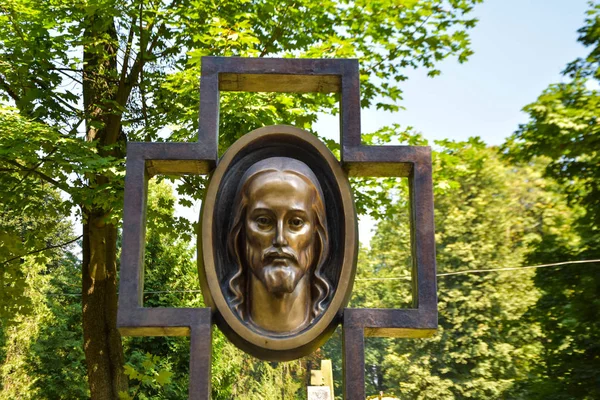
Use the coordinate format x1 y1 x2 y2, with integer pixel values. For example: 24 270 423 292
198 125 357 360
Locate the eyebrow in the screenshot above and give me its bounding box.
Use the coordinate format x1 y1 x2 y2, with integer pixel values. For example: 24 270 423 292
249 207 308 214
288 209 309 214
248 207 273 214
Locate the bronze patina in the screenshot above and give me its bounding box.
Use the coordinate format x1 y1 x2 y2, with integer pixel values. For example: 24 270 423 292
228 157 330 333
199 125 358 361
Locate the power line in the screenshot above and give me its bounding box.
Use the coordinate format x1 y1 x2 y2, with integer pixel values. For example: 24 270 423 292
355 259 600 281
0 235 82 266
438 259 599 277
44 259 599 296
46 289 205 297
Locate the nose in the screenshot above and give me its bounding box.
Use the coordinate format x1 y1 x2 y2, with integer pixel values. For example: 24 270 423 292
273 219 288 247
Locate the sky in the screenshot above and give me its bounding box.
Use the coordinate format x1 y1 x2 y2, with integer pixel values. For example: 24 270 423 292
313 0 593 244
315 0 592 147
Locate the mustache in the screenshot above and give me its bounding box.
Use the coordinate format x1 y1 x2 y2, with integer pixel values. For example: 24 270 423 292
262 248 298 262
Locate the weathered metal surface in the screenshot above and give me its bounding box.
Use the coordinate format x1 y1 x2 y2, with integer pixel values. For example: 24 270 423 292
344 308 437 338
219 73 341 93
199 125 358 361
341 141 437 399
343 144 437 325
189 315 212 400
118 142 216 317
342 323 365 400
343 145 431 177
117 56 438 399
198 57 361 165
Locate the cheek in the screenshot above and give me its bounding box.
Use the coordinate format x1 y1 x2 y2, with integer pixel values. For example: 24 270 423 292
290 228 313 250
245 222 271 247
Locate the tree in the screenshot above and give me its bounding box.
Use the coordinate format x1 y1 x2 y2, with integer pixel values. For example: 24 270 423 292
0 196 88 399
332 134 575 399
0 252 89 400
1 0 484 396
503 2 600 398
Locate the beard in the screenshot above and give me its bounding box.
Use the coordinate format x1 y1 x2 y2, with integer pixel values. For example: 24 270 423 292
246 245 314 294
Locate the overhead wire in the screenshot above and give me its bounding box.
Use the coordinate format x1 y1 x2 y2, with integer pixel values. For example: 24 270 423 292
355 259 599 281
44 259 600 297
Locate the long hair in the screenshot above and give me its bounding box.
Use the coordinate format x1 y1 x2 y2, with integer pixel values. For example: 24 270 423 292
226 157 331 322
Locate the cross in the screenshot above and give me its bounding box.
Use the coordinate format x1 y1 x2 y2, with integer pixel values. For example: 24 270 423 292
117 56 437 400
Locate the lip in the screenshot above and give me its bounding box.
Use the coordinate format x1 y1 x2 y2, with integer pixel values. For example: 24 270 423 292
264 252 295 261
269 256 291 263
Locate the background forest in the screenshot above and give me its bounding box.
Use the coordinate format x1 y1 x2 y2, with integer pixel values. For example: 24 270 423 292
1 0 599 399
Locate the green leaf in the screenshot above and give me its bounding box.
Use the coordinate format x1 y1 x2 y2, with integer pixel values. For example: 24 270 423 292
155 370 173 386
124 364 139 380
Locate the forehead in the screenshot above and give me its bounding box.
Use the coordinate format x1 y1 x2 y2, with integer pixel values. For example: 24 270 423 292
246 171 314 207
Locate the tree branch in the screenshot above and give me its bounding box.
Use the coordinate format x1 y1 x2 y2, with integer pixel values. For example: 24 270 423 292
7 147 59 192
0 74 21 103
106 18 167 144
366 14 432 74
1 5 27 43
118 14 138 95
138 0 149 127
29 76 84 117
53 68 83 85
0 235 83 266
125 21 165 94
259 2 295 57
5 159 72 193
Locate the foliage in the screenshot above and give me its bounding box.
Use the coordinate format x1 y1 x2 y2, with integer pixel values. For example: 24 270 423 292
119 352 174 400
502 2 600 398
0 131 88 398
0 0 485 211
0 239 88 399
2 131 585 400
329 137 576 399
1 0 596 397
0 109 83 322
224 356 306 400
0 107 124 219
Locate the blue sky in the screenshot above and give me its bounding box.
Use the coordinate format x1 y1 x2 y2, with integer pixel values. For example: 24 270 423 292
316 0 592 146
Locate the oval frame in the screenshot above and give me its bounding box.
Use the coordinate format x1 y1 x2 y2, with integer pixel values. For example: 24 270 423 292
198 125 357 361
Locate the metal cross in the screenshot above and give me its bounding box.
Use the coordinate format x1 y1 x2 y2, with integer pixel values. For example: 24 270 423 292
117 56 437 399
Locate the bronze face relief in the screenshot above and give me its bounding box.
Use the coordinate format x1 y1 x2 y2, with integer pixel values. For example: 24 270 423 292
199 125 357 361
228 158 330 333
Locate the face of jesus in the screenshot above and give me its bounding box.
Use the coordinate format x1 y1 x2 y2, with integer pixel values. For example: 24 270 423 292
244 171 316 294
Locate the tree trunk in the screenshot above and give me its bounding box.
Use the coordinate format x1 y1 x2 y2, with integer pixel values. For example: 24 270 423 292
82 213 127 399
81 13 128 399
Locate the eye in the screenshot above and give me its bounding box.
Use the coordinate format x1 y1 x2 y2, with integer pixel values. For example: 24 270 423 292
289 217 304 229
255 216 272 228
